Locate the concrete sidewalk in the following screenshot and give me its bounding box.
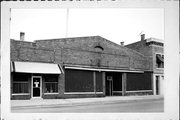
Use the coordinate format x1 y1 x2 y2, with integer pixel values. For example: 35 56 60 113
11 95 163 109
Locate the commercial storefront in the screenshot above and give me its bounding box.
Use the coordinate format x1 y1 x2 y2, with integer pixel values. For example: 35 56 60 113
11 35 154 99
11 61 62 99
11 63 153 99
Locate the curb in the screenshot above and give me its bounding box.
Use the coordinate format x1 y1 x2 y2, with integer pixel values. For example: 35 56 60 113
12 97 164 110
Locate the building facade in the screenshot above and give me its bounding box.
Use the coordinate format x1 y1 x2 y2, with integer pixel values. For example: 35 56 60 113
11 33 156 100
125 34 164 95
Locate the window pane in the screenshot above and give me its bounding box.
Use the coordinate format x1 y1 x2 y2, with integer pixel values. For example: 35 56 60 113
45 83 58 93
156 54 164 68
127 72 152 91
96 72 103 92
65 69 94 92
13 83 29 93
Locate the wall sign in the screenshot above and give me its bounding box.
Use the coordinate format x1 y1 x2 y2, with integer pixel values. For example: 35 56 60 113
107 76 113 81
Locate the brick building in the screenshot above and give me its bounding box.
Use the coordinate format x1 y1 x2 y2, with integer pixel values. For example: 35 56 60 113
125 34 164 95
10 33 157 100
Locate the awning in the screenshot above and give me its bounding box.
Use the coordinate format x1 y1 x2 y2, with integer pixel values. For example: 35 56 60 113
156 54 164 62
12 61 61 74
65 66 144 73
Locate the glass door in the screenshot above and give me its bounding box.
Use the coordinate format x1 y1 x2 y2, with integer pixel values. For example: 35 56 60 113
32 76 42 98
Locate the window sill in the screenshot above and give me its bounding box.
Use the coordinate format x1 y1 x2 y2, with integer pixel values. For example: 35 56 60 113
64 92 103 94
126 90 153 93
12 93 30 95
156 68 164 69
44 93 59 95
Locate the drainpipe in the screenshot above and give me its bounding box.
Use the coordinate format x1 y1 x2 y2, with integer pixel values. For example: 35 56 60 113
53 50 56 62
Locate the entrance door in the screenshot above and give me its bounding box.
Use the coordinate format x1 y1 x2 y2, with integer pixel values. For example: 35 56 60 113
106 75 113 96
32 76 42 98
106 72 123 96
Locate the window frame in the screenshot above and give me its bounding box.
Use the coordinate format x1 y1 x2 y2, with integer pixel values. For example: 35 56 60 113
44 75 59 94
12 73 30 95
155 53 164 69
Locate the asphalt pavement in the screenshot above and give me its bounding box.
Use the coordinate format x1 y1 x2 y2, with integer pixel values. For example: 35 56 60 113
11 95 163 110
11 98 164 113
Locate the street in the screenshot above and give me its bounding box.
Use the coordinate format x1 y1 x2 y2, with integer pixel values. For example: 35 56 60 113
11 99 163 113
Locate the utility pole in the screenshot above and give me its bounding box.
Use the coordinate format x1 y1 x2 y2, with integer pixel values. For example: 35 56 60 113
66 8 69 38
10 8 11 21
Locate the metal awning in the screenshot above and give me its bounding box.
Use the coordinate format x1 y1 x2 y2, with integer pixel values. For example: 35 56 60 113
12 61 61 74
65 66 144 73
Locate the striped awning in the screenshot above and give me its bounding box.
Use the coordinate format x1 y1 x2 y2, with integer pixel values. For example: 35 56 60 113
12 61 62 74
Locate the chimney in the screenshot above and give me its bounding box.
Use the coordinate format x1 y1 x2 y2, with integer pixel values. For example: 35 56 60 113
120 41 124 46
141 34 145 41
20 32 25 41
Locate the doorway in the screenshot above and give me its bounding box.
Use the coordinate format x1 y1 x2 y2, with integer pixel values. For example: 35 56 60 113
106 75 113 96
105 72 122 96
32 76 42 98
155 76 160 95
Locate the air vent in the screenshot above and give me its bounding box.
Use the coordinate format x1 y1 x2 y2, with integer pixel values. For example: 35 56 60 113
94 45 104 51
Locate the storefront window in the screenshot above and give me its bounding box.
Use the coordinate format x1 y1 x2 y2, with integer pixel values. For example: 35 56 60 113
45 83 58 93
44 75 58 93
13 82 29 93
13 73 29 94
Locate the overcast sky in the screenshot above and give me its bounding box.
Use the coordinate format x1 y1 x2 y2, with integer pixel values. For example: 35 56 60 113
10 8 164 45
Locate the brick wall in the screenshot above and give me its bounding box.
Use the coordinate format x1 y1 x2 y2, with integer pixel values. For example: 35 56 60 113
152 45 164 74
125 39 164 72
125 40 153 57
11 36 151 71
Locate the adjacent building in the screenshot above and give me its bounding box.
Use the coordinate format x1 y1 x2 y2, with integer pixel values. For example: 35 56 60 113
125 34 164 95
10 33 163 100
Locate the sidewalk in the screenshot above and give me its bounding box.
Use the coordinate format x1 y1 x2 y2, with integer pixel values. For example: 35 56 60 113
11 95 163 109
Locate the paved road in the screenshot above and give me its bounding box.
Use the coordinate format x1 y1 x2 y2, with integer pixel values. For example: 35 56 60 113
12 99 163 113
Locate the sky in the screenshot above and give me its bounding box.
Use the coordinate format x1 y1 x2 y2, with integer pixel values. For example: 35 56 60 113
10 8 164 45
